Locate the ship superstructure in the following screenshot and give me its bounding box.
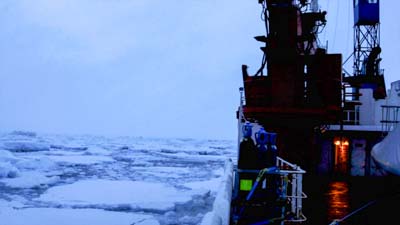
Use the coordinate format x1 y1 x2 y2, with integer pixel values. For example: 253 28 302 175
231 0 340 224
317 0 400 176
237 0 342 174
230 0 400 224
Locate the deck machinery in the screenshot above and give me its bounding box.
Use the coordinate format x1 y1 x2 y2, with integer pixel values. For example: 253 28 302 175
231 0 342 224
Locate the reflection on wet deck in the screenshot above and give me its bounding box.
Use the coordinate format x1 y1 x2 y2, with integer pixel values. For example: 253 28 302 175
327 181 350 223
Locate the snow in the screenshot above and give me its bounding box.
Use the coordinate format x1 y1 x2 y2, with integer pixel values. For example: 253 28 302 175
0 131 236 225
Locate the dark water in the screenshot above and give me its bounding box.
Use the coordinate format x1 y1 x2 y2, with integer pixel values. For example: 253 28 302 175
302 175 400 225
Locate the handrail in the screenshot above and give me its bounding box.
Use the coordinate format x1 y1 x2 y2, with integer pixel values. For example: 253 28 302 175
277 156 306 173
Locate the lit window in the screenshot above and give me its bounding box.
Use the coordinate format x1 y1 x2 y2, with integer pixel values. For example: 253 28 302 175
334 140 349 146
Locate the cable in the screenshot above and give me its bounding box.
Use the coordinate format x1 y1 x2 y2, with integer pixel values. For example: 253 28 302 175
328 200 375 225
329 192 400 225
323 0 330 42
255 3 269 76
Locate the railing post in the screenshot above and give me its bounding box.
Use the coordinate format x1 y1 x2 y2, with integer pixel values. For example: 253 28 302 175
291 174 297 215
297 173 303 218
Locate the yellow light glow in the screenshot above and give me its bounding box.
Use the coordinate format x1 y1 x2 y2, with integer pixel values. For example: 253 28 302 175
334 138 349 146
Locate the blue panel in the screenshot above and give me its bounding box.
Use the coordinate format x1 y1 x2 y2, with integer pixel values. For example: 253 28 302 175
354 0 379 25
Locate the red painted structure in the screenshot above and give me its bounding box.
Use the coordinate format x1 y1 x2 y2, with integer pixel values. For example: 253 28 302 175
238 0 342 173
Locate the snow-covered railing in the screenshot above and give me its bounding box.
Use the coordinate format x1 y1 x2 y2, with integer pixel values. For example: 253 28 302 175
200 159 233 225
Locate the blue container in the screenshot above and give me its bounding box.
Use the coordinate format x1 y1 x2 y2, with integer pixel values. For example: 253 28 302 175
269 133 277 145
242 122 253 138
354 0 379 25
268 133 278 167
255 128 269 148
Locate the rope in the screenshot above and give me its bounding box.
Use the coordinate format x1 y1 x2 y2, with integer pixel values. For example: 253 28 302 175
328 193 400 225
342 201 375 221
246 167 277 201
328 201 373 225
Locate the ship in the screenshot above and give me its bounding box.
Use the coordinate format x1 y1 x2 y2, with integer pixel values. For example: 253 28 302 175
229 0 400 224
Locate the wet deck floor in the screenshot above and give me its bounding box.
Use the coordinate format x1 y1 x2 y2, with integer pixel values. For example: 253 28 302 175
302 175 400 225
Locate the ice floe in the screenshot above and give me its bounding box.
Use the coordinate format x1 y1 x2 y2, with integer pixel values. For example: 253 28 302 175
1 171 60 188
36 179 205 211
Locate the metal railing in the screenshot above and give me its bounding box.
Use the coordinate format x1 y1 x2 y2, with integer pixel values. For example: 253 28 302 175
276 157 308 223
380 105 400 132
342 107 360 125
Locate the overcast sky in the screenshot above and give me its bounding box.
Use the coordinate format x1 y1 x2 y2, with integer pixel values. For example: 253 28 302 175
0 0 398 140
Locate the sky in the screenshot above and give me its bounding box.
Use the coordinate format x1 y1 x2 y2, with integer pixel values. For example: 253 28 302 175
0 0 399 140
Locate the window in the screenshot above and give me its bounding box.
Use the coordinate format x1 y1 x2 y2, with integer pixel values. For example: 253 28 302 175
368 0 378 3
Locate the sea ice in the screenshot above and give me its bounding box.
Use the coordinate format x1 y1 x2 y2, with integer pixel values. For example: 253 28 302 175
0 150 19 163
45 155 114 165
86 146 111 155
15 157 57 172
36 179 198 211
0 161 19 178
0 131 235 225
1 171 60 188
2 141 50 152
184 177 222 193
0 207 159 225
